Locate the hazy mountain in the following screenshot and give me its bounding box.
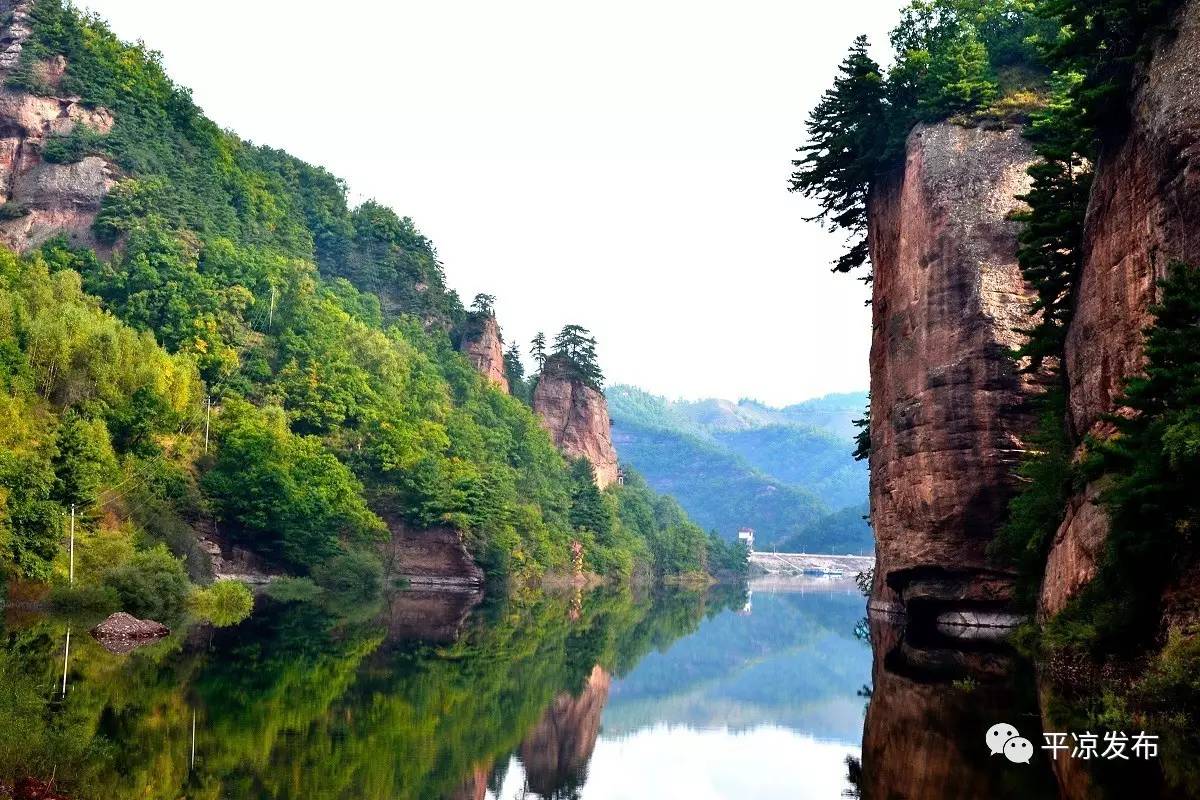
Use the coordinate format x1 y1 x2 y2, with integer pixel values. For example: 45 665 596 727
608 387 871 551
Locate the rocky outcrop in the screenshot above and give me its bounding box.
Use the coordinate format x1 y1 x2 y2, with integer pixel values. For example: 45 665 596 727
518 665 610 797
532 355 619 489
1041 0 1200 616
89 612 169 653
867 122 1041 619
0 3 117 252
382 520 485 589
458 314 509 392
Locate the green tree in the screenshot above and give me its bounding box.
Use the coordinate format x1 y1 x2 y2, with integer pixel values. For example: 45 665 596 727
1012 71 1094 373
530 331 547 370
471 293 496 316
202 400 386 569
552 325 604 390
51 411 118 509
789 35 885 277
504 342 527 401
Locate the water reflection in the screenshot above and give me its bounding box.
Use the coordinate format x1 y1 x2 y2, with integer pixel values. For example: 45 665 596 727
0 578 878 800
857 614 1199 799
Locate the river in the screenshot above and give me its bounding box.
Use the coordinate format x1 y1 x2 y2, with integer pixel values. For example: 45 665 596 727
1 577 1195 798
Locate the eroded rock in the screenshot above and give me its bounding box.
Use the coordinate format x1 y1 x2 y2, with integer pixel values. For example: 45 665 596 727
532 354 619 489
867 122 1041 619
1043 0 1200 616
458 313 509 392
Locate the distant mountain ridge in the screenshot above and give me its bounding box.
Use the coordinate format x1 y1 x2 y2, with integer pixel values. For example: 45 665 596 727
607 387 871 552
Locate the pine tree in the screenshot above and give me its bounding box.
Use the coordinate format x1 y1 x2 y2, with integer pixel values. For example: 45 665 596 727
1012 72 1094 374
552 324 604 390
530 331 547 371
470 293 496 316
919 26 998 118
789 35 885 276
852 399 871 463
503 342 526 402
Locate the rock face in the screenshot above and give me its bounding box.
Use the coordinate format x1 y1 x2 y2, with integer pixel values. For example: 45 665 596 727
867 122 1040 618
0 1 117 252
382 519 485 589
518 665 611 797
532 355 620 489
458 314 509 393
1041 0 1200 616
89 612 169 653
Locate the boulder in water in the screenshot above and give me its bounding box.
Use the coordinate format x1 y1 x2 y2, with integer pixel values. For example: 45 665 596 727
89 612 169 653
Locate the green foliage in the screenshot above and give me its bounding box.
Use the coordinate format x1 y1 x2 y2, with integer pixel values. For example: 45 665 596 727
1038 0 1185 131
203 400 386 569
852 399 871 462
793 1 1052 276
310 550 385 602
503 342 527 402
104 543 191 621
189 579 254 627
1048 263 1200 652
990 389 1075 608
547 324 604 390
262 575 322 603
1012 71 1094 372
51 411 118 509
0 0 722 598
789 35 884 275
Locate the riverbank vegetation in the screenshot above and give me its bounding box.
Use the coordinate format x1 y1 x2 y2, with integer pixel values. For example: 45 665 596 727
0 585 743 799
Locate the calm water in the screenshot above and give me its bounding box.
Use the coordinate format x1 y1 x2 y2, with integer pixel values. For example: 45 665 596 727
3 577 1195 798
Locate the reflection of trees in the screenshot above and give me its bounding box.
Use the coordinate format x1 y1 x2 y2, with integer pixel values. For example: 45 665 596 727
0 586 741 799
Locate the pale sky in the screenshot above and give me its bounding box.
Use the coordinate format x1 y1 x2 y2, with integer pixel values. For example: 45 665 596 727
81 0 900 406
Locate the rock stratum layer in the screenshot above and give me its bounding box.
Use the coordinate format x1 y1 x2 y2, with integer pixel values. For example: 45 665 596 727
0 1 116 253
867 122 1040 618
533 355 619 489
458 314 509 393
1041 0 1200 616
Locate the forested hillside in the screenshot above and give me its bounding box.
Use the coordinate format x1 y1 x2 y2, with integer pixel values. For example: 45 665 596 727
608 386 871 552
0 0 743 618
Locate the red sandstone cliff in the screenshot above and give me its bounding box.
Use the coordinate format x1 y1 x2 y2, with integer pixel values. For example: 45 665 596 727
0 1 116 252
1040 0 1200 616
458 314 509 393
867 121 1041 618
532 355 619 489
518 665 610 797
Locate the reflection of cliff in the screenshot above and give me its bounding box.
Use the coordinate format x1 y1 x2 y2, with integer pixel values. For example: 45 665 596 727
860 618 1058 799
518 665 611 798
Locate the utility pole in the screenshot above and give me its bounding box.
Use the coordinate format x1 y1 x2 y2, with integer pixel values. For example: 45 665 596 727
204 397 211 455
68 503 75 586
268 285 276 330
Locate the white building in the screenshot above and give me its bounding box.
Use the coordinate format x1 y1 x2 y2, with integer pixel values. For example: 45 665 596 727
737 528 755 552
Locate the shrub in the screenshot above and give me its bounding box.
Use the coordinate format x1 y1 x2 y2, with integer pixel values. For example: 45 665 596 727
310 550 383 602
189 579 253 627
102 544 190 621
261 576 322 603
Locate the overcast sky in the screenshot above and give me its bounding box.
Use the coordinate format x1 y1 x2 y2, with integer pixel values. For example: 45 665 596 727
81 0 900 406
